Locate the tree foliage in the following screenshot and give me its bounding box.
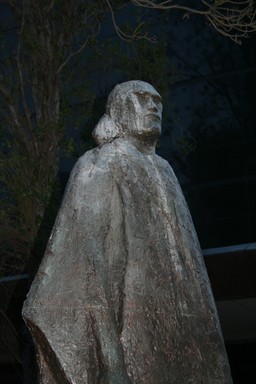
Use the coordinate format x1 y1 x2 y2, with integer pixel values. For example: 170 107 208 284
0 0 109 274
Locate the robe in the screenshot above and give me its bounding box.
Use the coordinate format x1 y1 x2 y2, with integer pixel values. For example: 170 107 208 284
22 138 233 383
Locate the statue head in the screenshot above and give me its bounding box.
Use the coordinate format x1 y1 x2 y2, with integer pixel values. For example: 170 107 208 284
93 80 162 145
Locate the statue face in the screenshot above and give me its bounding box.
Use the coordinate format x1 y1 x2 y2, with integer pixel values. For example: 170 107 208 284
106 81 162 142
130 89 162 136
117 83 162 140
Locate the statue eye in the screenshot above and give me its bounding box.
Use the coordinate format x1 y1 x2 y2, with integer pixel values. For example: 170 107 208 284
137 92 148 99
134 92 162 107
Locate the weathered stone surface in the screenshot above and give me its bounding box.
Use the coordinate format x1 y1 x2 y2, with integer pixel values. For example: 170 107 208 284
22 81 233 383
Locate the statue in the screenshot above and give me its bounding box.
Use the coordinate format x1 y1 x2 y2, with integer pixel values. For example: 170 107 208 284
22 81 233 383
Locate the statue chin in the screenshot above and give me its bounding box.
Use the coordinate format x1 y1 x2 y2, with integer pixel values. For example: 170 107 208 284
138 125 161 141
128 117 161 140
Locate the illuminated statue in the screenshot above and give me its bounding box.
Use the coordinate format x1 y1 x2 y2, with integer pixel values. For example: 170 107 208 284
23 81 233 384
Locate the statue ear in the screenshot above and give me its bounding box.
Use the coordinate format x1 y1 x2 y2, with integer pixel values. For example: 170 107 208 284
92 114 120 145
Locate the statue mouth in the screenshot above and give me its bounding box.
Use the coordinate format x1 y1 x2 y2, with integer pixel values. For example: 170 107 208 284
145 114 161 121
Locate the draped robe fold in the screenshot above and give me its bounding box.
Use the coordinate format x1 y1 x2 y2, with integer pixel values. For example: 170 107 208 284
22 139 232 383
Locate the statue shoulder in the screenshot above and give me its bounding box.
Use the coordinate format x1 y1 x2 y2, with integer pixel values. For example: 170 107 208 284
68 144 120 185
154 154 174 172
154 154 181 185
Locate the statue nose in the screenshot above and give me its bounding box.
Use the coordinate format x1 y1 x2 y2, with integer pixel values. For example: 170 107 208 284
147 99 158 111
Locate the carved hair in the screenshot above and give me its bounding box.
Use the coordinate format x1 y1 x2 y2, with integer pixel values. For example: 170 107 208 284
92 113 120 146
92 80 157 145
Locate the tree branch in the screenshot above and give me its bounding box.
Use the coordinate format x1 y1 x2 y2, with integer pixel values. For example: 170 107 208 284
0 80 34 155
131 0 256 43
16 10 34 136
57 35 90 74
106 0 157 42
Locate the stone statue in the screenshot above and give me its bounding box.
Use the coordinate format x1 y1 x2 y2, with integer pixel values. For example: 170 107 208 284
22 81 233 383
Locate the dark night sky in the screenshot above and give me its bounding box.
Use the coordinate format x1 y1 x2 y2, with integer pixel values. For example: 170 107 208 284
0 3 256 384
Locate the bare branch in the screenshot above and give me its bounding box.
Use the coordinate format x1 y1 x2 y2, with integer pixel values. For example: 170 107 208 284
0 81 33 154
57 7 102 73
44 0 56 15
57 35 90 74
131 0 256 42
106 0 157 42
131 0 210 14
0 83 19 128
16 10 34 135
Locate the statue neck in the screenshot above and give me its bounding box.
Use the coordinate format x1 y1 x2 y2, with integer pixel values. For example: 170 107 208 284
122 136 157 155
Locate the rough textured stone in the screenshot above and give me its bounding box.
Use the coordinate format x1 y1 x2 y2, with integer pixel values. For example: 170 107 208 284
22 81 233 383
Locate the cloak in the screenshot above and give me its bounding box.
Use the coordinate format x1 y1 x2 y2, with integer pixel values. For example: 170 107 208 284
23 138 232 383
